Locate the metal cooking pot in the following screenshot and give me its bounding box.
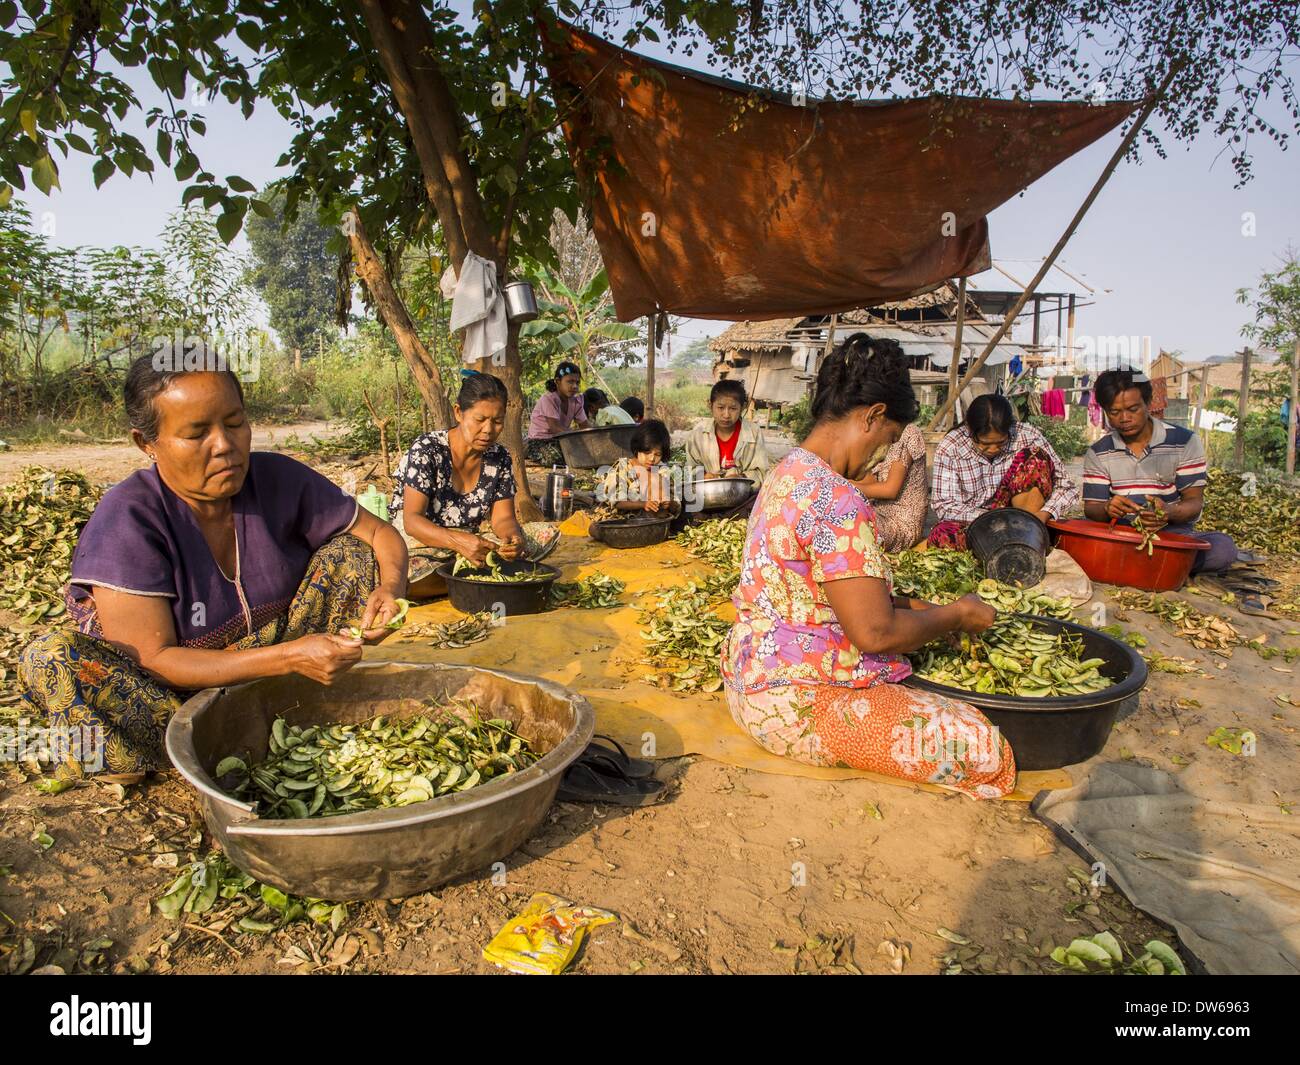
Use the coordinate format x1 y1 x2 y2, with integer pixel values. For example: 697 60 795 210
165 661 593 899
503 280 538 323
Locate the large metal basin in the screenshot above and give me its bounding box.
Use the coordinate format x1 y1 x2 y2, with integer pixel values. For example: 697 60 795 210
165 661 594 899
553 424 637 468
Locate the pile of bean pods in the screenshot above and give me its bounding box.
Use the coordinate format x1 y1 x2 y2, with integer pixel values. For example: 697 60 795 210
889 549 1075 619
972 578 1074 620
451 552 549 583
550 573 625 609
1130 514 1159 555
215 701 539 818
675 517 746 583
638 577 732 693
909 617 1113 698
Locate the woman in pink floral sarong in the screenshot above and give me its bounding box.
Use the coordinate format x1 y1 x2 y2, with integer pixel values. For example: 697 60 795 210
722 334 1018 799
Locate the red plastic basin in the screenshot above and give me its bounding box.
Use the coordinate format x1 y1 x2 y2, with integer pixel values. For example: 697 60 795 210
1047 518 1209 592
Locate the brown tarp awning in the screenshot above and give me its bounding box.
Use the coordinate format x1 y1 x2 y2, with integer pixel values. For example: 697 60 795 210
543 23 1138 322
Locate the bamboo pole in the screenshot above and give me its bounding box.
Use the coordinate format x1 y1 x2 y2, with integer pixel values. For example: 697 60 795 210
1234 347 1252 468
1194 367 1209 446
1288 338 1298 477
947 278 967 428
928 65 1182 432
645 312 657 413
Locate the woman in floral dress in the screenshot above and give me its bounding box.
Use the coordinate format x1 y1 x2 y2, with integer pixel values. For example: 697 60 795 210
722 333 1018 799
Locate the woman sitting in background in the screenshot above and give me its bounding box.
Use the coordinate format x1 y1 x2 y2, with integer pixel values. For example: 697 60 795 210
721 334 1014 798
683 379 772 485
584 388 635 426
390 372 526 597
524 360 588 466
21 354 408 777
599 419 676 514
928 394 1079 549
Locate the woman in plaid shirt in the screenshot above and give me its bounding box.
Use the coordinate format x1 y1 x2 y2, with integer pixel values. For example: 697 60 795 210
928 395 1079 548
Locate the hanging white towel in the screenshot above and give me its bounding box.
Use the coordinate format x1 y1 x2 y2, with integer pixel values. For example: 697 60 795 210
446 251 508 363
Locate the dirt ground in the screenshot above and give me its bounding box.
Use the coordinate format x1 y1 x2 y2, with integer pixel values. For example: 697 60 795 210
1 439 1296 976
0 421 345 485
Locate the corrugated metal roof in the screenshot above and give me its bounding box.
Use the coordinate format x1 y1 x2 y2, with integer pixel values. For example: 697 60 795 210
831 323 1031 367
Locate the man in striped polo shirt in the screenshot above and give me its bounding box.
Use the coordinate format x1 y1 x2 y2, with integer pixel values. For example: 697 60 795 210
1082 368 1237 573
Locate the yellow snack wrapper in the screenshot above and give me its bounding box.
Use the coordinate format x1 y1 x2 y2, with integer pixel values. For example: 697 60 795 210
482 892 617 975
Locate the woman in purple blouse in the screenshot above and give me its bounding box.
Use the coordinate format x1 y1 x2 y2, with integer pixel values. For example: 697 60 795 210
19 354 408 776
524 360 588 466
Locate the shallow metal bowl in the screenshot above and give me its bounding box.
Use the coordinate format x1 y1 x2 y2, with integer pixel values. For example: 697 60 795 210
689 475 756 511
166 661 594 899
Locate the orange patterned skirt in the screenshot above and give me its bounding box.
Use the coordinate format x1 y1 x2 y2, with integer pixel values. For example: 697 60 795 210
726 681 1017 799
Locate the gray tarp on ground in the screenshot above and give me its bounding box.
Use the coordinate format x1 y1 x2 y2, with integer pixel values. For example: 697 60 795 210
1034 762 1300 975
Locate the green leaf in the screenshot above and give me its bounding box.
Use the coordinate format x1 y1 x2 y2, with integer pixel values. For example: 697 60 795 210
64 132 92 153
495 163 517 194
249 197 274 219
19 109 38 142
556 331 581 351
519 319 565 337
215 208 244 244
31 153 59 195
593 321 640 341
174 152 199 181
226 175 257 193
33 777 74 795
580 269 610 304
0 184 11 210
259 884 289 912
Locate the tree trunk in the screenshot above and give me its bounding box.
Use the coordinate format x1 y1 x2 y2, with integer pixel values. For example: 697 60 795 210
1288 338 1298 478
475 330 543 523
1234 347 1252 468
347 210 454 429
358 0 541 523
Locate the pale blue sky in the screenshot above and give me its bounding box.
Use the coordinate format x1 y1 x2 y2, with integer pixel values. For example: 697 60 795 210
14 21 1299 364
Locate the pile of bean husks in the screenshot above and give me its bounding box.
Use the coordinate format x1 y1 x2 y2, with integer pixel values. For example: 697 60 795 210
0 468 102 711
550 573 625 609
0 467 101 624
889 548 1074 619
1110 589 1239 653
1202 474 1300 555
638 574 734 693
910 617 1113 698
217 702 539 818
629 519 746 694
675 517 746 583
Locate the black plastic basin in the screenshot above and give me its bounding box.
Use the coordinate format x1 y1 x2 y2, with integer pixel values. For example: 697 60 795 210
903 616 1148 771
435 560 559 616
967 508 1051 587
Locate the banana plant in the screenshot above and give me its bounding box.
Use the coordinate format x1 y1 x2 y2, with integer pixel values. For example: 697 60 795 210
519 263 640 374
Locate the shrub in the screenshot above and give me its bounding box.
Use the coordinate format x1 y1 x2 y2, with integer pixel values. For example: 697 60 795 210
1027 413 1088 458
